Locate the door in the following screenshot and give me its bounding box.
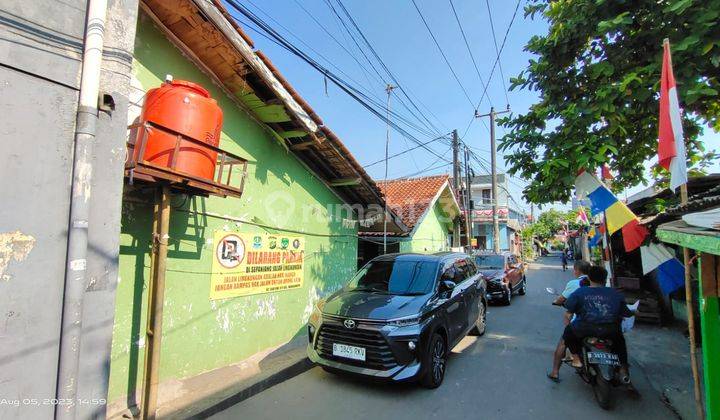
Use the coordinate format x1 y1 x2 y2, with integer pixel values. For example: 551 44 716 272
462 257 481 328
439 259 468 342
476 236 487 250
507 255 521 289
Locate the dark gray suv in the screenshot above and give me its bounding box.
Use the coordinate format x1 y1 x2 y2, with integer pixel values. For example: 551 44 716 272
307 252 487 388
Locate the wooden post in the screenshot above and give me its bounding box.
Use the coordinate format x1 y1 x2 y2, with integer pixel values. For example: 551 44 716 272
680 183 705 419
699 253 720 420
141 186 171 420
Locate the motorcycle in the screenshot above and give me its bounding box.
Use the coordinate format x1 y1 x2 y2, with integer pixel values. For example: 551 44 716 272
546 287 633 410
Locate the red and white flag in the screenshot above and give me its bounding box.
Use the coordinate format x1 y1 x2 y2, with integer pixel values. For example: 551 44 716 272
576 207 589 225
601 164 613 180
658 40 688 191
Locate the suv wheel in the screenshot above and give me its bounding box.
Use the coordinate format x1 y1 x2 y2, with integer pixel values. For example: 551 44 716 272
470 301 487 336
421 333 447 388
518 277 527 295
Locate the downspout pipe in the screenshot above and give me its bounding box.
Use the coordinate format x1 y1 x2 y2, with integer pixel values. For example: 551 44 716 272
56 0 108 418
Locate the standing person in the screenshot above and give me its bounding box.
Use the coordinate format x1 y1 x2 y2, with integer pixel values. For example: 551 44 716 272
561 250 568 271
547 260 591 382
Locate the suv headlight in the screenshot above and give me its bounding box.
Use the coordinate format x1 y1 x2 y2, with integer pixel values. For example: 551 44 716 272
386 315 421 327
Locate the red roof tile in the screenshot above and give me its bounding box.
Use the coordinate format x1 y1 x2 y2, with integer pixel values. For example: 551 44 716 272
375 175 452 230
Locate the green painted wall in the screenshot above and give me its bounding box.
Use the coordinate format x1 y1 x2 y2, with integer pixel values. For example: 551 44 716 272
399 200 452 253
108 16 358 402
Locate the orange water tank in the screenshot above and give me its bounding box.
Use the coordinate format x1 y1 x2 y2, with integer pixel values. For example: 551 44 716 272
135 79 223 180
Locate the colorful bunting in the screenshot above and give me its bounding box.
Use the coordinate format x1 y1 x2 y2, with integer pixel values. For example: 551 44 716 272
640 243 685 294
588 226 602 248
575 170 648 251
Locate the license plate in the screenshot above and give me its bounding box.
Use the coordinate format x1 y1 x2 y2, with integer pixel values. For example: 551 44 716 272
332 343 366 361
587 351 620 366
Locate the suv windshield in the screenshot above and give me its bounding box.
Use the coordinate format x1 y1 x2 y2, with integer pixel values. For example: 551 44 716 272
475 255 505 269
347 260 438 295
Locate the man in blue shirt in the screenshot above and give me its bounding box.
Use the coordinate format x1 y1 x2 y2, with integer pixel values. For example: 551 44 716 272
553 260 591 307
563 265 633 377
548 260 591 381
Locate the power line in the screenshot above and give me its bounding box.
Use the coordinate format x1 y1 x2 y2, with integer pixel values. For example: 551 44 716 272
465 147 526 210
324 0 443 137
410 0 476 108
334 0 446 137
364 133 451 168
224 0 450 163
484 0 510 107
395 146 453 179
461 0 522 139
399 162 452 180
448 0 492 109
243 1 440 139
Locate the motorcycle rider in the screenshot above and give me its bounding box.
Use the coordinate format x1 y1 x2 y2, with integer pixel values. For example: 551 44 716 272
548 260 591 381
553 260 591 307
563 265 633 381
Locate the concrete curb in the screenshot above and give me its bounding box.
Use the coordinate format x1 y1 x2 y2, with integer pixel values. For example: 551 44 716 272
193 357 315 419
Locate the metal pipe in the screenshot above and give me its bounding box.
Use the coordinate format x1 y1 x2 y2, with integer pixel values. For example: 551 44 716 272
142 186 171 420
56 0 108 418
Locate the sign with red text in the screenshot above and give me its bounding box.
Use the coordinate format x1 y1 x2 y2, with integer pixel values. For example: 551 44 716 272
209 231 304 300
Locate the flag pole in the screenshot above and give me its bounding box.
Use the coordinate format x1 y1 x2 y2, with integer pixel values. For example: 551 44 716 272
665 37 704 419
681 181 703 419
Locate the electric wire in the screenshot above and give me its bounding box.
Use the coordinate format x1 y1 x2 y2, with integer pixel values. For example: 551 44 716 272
448 0 492 109
224 0 450 163
461 0 522 139
395 146 453 179
323 0 443 138
237 2 439 139
411 0 476 108
484 0 511 107
334 0 447 136
364 133 451 168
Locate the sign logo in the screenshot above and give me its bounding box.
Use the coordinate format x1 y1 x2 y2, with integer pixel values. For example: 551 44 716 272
216 234 245 269
343 319 356 329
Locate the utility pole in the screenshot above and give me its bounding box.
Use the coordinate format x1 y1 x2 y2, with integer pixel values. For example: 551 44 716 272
530 203 534 222
463 146 472 249
382 84 395 254
476 106 510 253
451 129 461 248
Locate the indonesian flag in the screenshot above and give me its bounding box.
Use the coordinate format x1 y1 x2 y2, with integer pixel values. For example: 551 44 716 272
576 207 589 225
601 164 612 180
658 40 688 191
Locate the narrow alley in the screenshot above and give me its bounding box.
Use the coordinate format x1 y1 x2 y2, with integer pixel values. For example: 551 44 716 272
210 255 677 420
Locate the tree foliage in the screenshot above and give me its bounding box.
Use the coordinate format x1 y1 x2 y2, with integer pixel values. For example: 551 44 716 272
526 209 565 241
500 0 720 204
525 208 588 242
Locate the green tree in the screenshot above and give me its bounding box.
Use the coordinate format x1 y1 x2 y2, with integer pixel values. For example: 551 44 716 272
528 208 566 241
500 0 720 204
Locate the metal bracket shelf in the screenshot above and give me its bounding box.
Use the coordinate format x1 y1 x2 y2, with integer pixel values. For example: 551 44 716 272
125 121 248 198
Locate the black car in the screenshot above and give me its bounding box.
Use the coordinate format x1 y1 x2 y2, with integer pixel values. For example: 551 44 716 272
307 252 487 388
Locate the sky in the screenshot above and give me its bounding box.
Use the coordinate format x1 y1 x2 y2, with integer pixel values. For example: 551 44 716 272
223 0 718 214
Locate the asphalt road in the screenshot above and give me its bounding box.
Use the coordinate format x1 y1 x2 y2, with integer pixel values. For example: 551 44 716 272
211 256 676 420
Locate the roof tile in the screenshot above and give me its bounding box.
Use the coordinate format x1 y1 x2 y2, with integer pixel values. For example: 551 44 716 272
376 175 451 230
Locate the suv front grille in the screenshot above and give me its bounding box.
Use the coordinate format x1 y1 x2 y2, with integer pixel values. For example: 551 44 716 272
486 280 505 292
315 324 396 370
